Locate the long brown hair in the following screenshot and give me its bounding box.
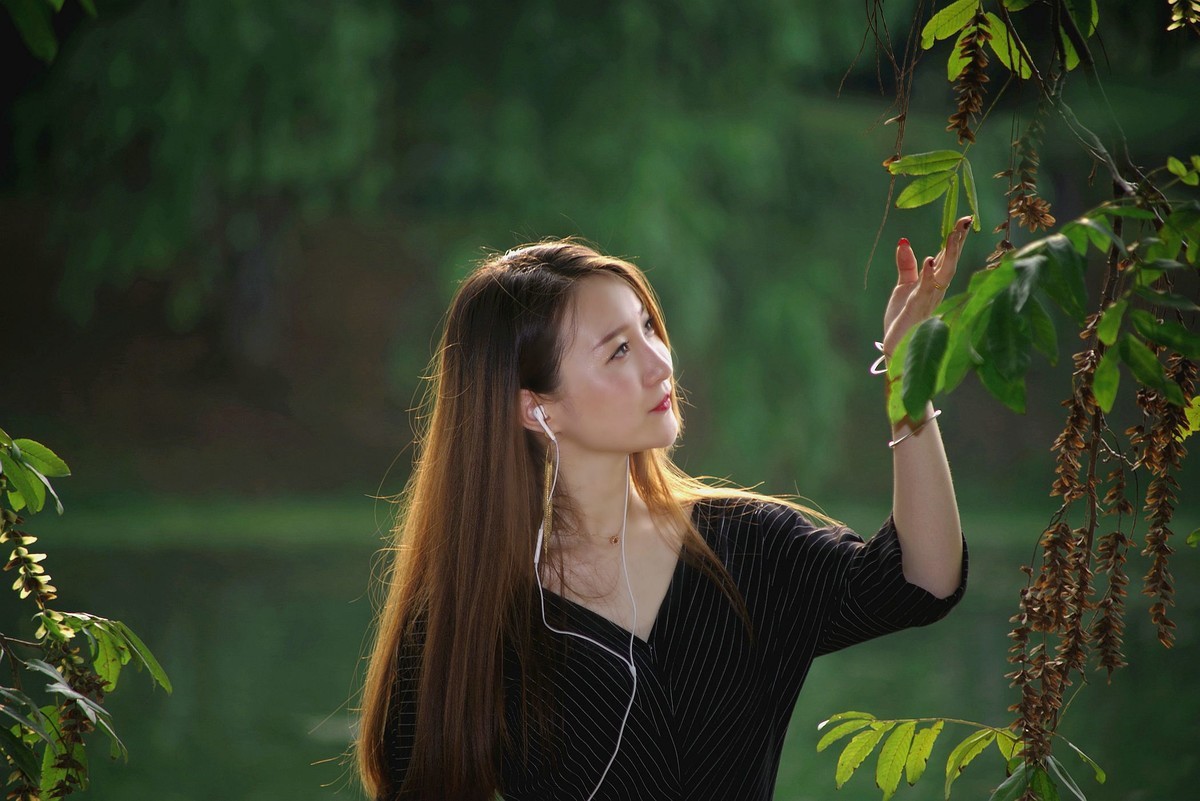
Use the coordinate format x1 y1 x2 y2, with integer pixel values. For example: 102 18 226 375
355 239 834 800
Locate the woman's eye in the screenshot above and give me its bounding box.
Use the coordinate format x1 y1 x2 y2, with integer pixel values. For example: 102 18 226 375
611 342 630 360
643 317 655 335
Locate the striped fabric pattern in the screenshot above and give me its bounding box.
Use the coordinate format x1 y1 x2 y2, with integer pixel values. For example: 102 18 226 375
387 498 968 800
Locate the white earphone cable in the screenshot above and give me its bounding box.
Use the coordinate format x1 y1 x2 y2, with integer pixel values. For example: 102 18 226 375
532 442 637 801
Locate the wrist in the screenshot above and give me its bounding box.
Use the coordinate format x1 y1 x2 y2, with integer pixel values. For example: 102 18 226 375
890 401 936 434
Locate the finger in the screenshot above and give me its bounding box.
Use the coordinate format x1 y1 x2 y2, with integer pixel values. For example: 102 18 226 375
922 256 946 296
933 216 972 285
896 237 919 285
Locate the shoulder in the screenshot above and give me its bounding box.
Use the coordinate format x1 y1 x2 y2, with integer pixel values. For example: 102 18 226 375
690 495 837 556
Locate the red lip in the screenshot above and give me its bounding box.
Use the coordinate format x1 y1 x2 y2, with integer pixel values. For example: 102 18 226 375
651 394 672 413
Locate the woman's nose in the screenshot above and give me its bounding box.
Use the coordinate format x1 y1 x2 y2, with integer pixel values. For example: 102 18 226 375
644 342 672 385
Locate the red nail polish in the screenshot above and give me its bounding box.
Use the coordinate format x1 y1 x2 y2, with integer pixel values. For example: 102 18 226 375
898 237 909 247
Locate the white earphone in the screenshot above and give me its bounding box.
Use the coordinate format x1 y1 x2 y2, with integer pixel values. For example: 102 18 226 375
533 404 556 442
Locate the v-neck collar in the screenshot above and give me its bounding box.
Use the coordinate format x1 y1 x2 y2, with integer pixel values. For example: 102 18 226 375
538 502 701 648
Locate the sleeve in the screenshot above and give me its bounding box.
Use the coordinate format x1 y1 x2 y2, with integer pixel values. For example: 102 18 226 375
812 512 968 656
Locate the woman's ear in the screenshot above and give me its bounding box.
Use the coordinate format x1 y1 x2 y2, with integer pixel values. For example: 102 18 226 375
518 389 549 437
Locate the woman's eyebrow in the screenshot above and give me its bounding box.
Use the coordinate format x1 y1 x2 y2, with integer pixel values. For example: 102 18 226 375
593 302 647 351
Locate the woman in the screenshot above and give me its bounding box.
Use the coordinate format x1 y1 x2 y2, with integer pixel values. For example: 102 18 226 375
357 220 972 800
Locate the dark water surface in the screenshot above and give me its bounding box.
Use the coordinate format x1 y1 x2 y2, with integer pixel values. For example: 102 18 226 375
5 516 1198 801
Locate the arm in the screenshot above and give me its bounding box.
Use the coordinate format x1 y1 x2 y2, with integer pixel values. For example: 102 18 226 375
880 217 973 598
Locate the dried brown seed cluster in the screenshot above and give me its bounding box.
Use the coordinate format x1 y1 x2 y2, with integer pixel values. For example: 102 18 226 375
1131 355 1196 648
947 11 991 144
1008 113 1056 232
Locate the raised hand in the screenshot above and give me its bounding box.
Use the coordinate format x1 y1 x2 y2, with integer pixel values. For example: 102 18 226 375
882 215 973 357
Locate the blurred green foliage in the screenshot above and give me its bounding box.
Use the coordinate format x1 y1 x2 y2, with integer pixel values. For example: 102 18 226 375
13 0 396 328
6 0 1200 497
11 0 908 490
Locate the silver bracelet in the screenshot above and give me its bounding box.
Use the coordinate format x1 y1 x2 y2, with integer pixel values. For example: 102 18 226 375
888 408 943 448
869 341 888 375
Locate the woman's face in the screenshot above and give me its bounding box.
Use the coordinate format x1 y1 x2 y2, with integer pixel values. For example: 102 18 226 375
540 273 677 457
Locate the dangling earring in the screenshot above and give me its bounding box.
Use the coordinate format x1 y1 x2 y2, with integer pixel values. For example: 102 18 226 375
541 444 554 561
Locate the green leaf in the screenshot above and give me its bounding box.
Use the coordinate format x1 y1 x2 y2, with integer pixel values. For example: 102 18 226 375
23 659 65 686
112 620 173 693
0 723 41 782
897 172 955 209
0 452 44 514
1141 259 1191 272
1187 528 1199 547
818 719 875 752
1181 171 1198 187
837 723 894 789
12 439 70 477
1003 0 1036 9
877 721 916 801
1009 256 1043 313
1145 229 1184 264
958 260 1019 333
22 462 64 515
888 329 914 425
888 150 964 176
942 172 961 242
906 720 944 785
1133 287 1200 311
1099 205 1157 220
1129 308 1200 359
985 13 1032 78
938 312 982 394
0 426 12 446
1118 334 1185 405
984 284 1032 381
1180 397 1200 443
1045 756 1087 801
947 27 972 80
989 761 1033 801
921 0 980 50
962 158 981 230
1168 156 1188 177
91 709 129 761
1028 295 1058 365
91 624 130 691
1032 767 1060 801
994 730 1021 761
1066 0 1099 36
1192 155 1200 172
1059 27 1080 71
1063 217 1125 255
979 355 1027 413
1035 235 1088 324
0 688 55 745
1062 223 1089 256
1064 740 1106 784
1092 347 1120 413
819 711 878 727
1164 201 1200 244
945 729 996 799
939 265 1015 394
1096 299 1127 346
3 0 59 62
934 292 970 317
903 318 951 419
39 712 66 797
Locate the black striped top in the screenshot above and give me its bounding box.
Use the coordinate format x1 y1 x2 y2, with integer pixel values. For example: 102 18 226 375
386 498 968 800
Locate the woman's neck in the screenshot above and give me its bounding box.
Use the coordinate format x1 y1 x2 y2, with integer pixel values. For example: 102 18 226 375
553 449 647 548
